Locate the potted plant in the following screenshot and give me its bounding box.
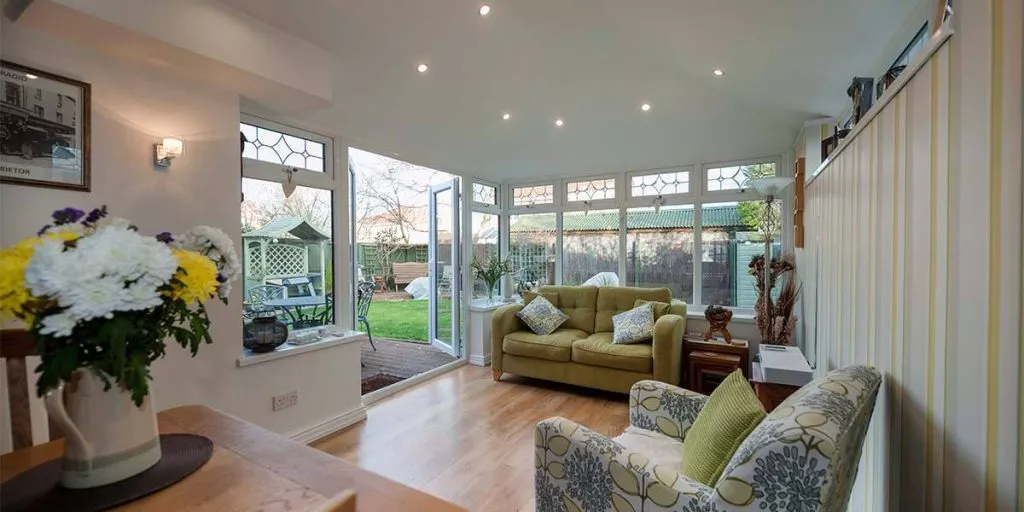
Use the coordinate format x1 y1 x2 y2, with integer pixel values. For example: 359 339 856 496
470 255 512 302
0 206 238 489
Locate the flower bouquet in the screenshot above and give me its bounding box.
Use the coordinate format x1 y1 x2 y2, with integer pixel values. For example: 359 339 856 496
0 206 239 488
470 255 512 301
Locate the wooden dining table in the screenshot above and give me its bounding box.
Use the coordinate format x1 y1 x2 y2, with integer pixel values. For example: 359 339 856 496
0 405 465 512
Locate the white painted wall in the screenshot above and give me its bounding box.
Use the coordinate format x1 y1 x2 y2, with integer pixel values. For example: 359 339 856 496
0 22 362 452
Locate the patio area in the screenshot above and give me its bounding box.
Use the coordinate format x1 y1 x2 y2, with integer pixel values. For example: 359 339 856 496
360 338 457 394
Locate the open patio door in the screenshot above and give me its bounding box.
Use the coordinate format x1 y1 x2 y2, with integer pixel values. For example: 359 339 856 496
428 178 460 357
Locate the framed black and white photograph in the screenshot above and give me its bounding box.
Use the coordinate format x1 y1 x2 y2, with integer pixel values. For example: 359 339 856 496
1 61 90 191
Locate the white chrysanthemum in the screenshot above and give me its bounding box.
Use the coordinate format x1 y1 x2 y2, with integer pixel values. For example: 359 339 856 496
38 312 78 337
122 282 165 311
24 238 92 297
62 277 129 320
25 226 179 336
97 217 133 230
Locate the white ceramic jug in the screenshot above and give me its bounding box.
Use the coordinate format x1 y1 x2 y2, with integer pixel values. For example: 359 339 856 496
44 369 161 489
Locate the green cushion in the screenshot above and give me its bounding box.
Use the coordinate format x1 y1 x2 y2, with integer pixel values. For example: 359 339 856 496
503 328 588 362
523 291 559 307
634 299 671 320
594 286 671 332
570 333 653 373
538 285 598 333
681 370 765 486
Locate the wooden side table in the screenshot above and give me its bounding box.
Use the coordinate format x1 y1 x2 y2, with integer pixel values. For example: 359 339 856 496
688 351 742 395
752 380 802 412
682 337 749 391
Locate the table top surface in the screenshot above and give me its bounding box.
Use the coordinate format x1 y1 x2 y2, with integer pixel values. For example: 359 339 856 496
0 405 464 512
265 296 327 307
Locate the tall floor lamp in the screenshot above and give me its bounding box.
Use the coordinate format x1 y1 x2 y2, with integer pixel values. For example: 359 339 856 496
749 176 794 341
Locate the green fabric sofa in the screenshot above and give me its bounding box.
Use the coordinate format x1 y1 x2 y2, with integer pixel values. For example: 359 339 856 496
491 285 687 393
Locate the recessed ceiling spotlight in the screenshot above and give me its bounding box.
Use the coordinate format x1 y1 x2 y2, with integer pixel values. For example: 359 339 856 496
479 5 491 15
417 63 429 73
25 73 37 79
641 103 651 111
713 68 725 76
502 112 511 120
555 118 564 127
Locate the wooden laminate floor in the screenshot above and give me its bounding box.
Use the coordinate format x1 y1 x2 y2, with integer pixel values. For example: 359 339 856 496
314 365 630 511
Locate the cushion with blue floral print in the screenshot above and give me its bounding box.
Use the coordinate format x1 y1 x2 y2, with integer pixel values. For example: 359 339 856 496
516 295 569 335
612 302 655 344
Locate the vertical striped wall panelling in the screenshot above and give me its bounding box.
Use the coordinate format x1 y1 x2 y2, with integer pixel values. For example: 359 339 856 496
802 1 1022 508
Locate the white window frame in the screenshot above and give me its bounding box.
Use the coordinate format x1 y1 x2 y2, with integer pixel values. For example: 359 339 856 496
240 114 348 342
700 157 781 199
241 113 335 188
626 166 695 205
508 181 559 212
563 174 620 210
501 154 791 312
471 178 502 213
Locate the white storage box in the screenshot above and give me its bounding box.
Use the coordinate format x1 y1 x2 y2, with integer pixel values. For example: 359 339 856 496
758 345 813 387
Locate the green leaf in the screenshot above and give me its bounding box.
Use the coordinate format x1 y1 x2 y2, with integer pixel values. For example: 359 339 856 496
655 417 682 439
547 435 571 456
610 461 640 496
611 493 636 512
546 461 566 479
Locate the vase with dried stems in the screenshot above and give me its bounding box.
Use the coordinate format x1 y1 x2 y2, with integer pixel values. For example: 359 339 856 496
748 253 800 344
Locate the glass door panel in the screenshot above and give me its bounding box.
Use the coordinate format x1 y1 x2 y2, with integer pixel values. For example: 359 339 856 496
429 179 460 356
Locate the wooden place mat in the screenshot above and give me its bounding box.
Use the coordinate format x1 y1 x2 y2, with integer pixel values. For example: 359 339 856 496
1 434 212 512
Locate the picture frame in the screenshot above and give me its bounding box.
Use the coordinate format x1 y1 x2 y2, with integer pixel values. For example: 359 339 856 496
1 60 91 191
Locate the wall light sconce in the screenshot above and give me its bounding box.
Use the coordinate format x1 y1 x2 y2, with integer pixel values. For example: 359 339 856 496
154 137 184 167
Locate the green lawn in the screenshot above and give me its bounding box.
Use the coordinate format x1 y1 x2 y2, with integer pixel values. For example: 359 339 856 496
290 299 448 344
363 300 428 342
363 299 451 343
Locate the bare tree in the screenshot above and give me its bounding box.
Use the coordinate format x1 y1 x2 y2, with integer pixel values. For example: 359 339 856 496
244 188 332 234
355 158 436 243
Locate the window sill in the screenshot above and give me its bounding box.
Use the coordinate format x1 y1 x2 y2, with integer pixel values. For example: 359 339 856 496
686 310 756 324
237 329 364 368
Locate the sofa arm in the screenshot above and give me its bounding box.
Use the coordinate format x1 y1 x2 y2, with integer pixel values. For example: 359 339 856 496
535 417 714 512
491 304 524 372
669 299 688 318
652 313 685 386
629 380 708 441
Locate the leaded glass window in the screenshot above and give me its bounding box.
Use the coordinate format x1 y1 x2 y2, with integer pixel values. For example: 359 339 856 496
566 178 615 202
240 122 325 173
512 184 554 206
705 162 776 192
630 170 690 197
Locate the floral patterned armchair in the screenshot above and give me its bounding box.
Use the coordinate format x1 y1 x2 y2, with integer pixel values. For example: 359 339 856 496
534 365 882 511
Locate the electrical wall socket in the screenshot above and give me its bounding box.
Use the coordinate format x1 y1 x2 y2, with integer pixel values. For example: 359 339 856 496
272 390 298 411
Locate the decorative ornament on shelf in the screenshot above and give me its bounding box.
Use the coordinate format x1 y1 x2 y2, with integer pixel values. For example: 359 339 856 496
243 312 289 352
0 206 239 489
702 305 733 343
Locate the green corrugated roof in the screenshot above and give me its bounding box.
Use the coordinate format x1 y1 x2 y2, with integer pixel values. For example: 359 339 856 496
510 205 747 233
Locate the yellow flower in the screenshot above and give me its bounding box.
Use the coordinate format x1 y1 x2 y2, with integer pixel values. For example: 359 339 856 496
0 232 80 321
169 250 218 304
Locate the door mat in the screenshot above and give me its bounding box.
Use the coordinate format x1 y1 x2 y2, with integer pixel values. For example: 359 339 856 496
361 373 405 394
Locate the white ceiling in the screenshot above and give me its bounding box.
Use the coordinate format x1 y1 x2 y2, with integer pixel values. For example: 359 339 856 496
221 0 920 182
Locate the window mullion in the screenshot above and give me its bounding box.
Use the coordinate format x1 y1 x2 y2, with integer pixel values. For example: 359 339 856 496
692 201 703 308
554 212 563 285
